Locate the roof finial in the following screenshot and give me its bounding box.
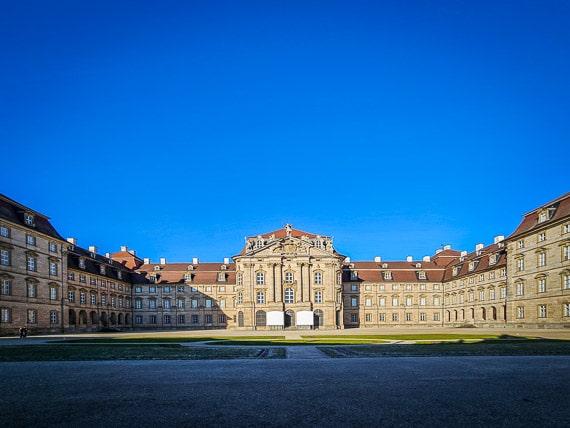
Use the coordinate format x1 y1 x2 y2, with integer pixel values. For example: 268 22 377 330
285 223 292 237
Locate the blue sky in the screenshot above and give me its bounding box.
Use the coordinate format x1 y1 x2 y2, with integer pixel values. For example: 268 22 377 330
1 1 568 263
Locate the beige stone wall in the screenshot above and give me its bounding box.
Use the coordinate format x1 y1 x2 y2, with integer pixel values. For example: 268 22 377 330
507 218 570 327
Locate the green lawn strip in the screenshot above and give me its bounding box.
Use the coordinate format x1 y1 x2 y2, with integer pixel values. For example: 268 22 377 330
301 334 533 341
51 336 286 344
206 339 390 346
0 344 286 361
318 339 570 358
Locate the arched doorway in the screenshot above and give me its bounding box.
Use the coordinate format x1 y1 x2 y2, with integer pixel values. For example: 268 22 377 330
255 310 266 327
90 311 98 325
238 311 244 327
314 309 324 328
68 309 76 326
118 313 124 325
78 310 87 326
101 312 108 327
284 310 295 328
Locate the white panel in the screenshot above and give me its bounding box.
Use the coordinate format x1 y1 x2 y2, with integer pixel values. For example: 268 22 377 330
297 311 314 326
267 311 284 326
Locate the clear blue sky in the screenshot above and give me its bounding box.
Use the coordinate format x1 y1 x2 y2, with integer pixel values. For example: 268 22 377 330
1 1 568 263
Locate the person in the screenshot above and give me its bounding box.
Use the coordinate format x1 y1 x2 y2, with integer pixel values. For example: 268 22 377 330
19 327 27 338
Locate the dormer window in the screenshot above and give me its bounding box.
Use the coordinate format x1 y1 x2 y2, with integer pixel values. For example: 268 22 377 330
187 265 194 271
350 271 358 280
384 271 392 280
468 262 475 272
489 254 497 265
79 258 86 269
154 266 161 271
415 263 422 269
418 271 426 280
218 273 226 282
452 267 458 276
184 272 192 282
24 213 34 226
149 275 156 283
100 265 106 275
256 240 263 249
539 211 548 223
315 240 322 249
382 263 388 269
117 271 122 280
221 265 227 270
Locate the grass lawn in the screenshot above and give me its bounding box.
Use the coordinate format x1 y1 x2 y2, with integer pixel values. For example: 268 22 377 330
0 344 286 361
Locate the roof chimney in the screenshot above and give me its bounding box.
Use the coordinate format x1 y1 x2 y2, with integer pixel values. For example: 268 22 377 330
494 235 504 244
374 256 382 263
443 245 451 250
192 257 199 265
89 246 97 254
105 252 110 258
67 237 77 245
143 258 151 264
475 243 484 252
120 246 128 252
160 257 166 265
406 256 413 262
128 249 136 256
423 256 431 262
223 257 230 265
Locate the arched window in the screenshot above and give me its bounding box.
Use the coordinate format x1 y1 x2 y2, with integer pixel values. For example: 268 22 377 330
238 311 244 327
285 287 294 304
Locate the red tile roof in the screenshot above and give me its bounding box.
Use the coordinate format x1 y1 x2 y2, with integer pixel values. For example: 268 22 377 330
508 192 570 239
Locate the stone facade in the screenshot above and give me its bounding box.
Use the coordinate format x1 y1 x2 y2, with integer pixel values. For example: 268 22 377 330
1 191 570 335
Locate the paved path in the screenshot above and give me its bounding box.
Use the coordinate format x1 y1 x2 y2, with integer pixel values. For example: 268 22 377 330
1 356 568 427
286 346 328 359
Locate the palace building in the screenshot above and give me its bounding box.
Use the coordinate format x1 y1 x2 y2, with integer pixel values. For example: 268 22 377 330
1 191 569 335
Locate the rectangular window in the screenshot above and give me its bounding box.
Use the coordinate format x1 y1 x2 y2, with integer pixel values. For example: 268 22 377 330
434 313 440 321
379 285 385 291
517 258 524 271
205 299 212 308
79 274 86 283
518 239 524 249
91 294 96 305
538 305 547 318
350 285 358 291
379 297 386 307
1 308 11 323
80 291 86 304
205 314 212 323
192 315 199 324
178 315 185 324
517 307 524 319
28 283 37 298
256 272 264 285
365 313 372 322
350 313 358 323
49 242 57 252
434 296 440 306
26 235 36 245
565 303 570 317
538 278 546 293
517 282 524 296
564 246 570 261
379 313 386 322
315 291 323 304
1 249 10 266
392 313 399 322
365 297 372 307
149 315 157 324
135 299 142 309
351 297 358 307
149 299 156 309
489 289 495 300
420 297 426 306
406 313 412 321
27 309 37 323
177 299 185 309
406 297 412 306
164 315 171 324
564 275 570 290
538 232 546 242
0 226 9 237
135 315 143 325
469 292 474 302
538 253 546 267
163 299 171 309
219 314 226 323
420 312 426 321
392 297 398 307
1 279 11 295
27 256 36 271
50 311 58 324
49 262 58 276
192 299 198 308
479 291 485 301
257 291 265 304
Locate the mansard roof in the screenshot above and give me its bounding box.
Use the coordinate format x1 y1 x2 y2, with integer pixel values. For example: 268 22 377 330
0 193 65 241
443 241 507 281
508 191 570 239
136 262 236 284
343 260 447 283
248 225 324 240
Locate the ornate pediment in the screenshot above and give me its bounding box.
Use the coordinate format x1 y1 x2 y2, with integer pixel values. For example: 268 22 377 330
272 239 309 255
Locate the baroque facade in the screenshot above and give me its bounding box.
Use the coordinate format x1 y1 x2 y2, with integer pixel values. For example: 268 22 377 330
1 191 569 335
